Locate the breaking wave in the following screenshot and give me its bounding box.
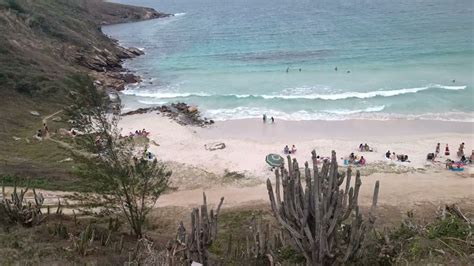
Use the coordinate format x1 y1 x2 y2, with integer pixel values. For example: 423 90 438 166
122 84 466 101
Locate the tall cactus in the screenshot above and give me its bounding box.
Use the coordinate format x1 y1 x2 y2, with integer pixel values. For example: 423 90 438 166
0 181 46 227
266 150 380 265
169 192 224 265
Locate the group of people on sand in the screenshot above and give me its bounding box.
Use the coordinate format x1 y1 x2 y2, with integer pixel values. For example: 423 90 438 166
358 143 373 152
385 150 409 162
429 142 473 171
347 152 366 166
129 129 150 137
283 145 297 154
262 114 275 124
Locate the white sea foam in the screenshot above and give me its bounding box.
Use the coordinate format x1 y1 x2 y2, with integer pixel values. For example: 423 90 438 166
259 84 466 100
203 106 387 121
202 107 474 122
174 12 186 16
322 105 386 115
121 84 466 101
122 90 210 98
137 100 168 105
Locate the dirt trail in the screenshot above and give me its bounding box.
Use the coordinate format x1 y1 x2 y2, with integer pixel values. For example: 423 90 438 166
42 110 63 125
156 170 474 210
3 168 472 216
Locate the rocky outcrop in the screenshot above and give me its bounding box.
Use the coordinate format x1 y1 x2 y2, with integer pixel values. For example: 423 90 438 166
88 1 173 26
122 102 215 127
79 44 145 90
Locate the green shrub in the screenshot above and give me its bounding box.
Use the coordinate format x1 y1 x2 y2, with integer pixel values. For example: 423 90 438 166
277 246 305 264
4 0 26 14
427 216 470 239
15 80 40 95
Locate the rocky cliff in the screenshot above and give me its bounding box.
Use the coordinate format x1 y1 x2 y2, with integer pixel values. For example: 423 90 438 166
0 0 170 94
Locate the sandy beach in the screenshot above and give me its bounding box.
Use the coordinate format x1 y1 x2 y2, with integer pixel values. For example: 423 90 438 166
120 112 474 210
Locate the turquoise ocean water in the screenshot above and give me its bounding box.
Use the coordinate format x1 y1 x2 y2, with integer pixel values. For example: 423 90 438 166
104 0 474 121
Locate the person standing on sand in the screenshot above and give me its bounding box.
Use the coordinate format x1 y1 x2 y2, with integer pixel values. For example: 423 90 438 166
43 123 49 138
445 144 450 156
271 116 274 123
435 143 440 157
458 142 465 157
263 114 267 123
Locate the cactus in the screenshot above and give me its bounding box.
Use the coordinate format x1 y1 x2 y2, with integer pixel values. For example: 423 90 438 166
266 150 380 265
0 181 46 227
169 192 224 265
52 222 69 239
71 224 95 256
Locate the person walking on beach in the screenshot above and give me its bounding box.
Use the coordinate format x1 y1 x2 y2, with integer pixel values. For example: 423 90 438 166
445 144 450 156
263 114 267 123
435 143 440 157
271 116 275 123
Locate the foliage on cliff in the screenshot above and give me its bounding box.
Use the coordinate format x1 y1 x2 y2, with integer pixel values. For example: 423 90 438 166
0 0 167 182
0 0 167 95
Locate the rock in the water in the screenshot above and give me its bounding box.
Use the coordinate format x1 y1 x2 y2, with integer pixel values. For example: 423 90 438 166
128 47 145 56
122 102 212 127
187 106 198 113
30 111 40 116
122 73 141 83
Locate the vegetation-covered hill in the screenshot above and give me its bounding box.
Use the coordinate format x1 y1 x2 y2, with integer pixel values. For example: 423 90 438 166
0 0 168 183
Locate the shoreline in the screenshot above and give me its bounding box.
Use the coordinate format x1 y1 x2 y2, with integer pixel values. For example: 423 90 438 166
197 118 474 142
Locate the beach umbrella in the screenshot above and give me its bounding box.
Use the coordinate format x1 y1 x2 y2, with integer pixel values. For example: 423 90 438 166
266 153 284 167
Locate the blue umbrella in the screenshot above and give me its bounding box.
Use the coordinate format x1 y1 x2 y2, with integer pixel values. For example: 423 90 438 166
266 154 284 167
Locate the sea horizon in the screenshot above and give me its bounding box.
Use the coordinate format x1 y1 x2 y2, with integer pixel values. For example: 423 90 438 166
104 0 474 122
